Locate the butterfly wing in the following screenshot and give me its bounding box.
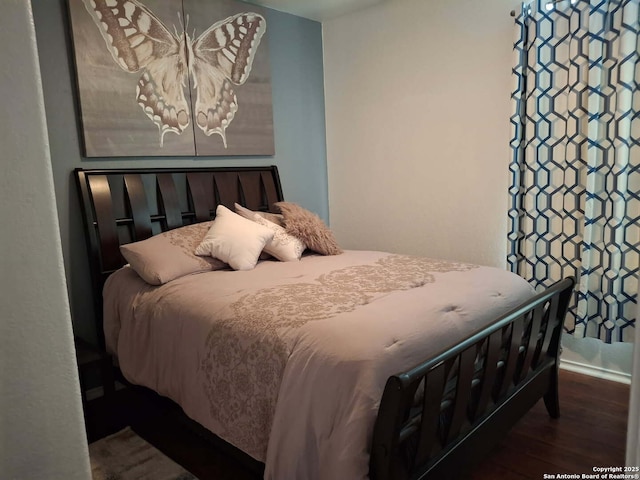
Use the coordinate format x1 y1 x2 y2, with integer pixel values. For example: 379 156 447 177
81 0 190 144
191 12 266 146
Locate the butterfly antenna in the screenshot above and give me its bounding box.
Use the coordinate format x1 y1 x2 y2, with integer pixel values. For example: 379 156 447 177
175 11 181 37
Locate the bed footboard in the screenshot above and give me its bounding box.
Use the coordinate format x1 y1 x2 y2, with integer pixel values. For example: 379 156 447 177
370 277 575 480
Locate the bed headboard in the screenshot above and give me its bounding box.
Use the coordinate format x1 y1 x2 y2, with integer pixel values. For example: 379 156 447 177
75 166 284 347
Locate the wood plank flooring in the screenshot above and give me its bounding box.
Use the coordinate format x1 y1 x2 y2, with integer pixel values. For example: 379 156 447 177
471 370 629 479
85 369 630 479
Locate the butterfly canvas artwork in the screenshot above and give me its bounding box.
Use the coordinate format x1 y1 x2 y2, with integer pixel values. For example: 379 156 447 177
68 0 274 157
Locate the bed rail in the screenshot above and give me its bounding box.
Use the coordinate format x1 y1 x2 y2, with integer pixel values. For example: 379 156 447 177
370 277 575 480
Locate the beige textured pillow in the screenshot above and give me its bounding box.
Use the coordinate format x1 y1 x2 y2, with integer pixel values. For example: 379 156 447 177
234 203 284 227
195 205 274 271
252 214 306 262
120 222 227 285
274 202 343 256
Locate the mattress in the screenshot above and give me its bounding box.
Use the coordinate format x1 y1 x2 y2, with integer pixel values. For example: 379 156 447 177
103 250 534 479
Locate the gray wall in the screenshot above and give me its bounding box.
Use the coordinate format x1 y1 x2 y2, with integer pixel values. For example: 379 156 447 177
31 0 328 342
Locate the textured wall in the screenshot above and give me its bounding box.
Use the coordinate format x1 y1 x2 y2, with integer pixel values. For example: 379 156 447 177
31 0 328 342
323 0 520 267
0 1 90 479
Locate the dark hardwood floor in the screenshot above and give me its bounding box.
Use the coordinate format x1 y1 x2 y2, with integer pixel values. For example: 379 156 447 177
85 369 630 479
471 370 629 479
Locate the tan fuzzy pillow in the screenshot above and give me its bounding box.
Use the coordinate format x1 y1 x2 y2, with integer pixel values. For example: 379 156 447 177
274 202 342 256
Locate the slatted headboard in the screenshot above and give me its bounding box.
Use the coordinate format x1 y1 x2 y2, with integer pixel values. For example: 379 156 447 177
75 166 284 348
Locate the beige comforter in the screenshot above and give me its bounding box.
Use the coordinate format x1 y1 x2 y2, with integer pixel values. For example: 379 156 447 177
103 250 534 479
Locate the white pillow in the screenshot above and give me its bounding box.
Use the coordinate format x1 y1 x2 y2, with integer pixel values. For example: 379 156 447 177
195 205 274 271
252 214 306 262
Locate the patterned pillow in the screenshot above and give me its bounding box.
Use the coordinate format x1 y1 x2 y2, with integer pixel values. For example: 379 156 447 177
234 203 285 227
274 202 343 256
195 205 274 271
120 222 227 285
252 214 306 262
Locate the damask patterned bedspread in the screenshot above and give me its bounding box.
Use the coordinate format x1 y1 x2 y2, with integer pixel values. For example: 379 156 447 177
103 250 534 480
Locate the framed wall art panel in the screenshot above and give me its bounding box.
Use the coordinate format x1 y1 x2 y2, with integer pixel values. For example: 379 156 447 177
67 0 275 157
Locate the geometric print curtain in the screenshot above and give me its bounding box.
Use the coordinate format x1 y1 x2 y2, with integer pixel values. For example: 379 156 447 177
507 0 639 343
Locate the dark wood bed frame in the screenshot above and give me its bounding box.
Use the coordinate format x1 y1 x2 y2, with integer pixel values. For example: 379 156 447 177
75 166 575 480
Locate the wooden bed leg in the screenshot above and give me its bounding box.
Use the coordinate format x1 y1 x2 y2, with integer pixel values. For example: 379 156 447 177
543 366 560 418
543 318 565 419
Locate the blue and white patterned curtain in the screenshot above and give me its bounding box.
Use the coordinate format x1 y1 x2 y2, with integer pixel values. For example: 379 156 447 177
507 0 639 343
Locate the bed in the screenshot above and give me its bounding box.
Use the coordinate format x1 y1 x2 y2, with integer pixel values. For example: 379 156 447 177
75 166 575 480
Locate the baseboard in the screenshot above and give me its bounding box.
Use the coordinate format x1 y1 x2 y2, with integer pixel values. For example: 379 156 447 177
560 359 632 385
